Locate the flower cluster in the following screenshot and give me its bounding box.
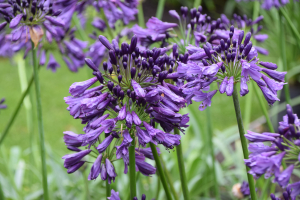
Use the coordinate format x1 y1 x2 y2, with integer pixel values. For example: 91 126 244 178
220 14 269 55
166 6 268 58
245 104 300 199
2 0 64 45
62 34 190 182
168 6 225 53
180 26 285 107
0 0 87 72
0 98 6 110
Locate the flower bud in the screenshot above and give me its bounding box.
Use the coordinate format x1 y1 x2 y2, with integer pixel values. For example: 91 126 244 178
230 25 234 33
103 62 107 71
244 32 251 46
121 42 129 55
118 75 122 83
108 66 113 75
123 62 127 69
129 35 137 54
119 90 124 100
98 35 113 50
220 39 225 51
286 105 295 124
148 57 154 66
243 42 252 57
92 71 104 84
153 48 161 61
190 8 197 18
180 6 188 18
131 67 136 79
152 69 157 77
131 91 136 102
198 6 202 12
109 50 117 65
85 58 98 71
127 89 131 97
238 30 244 45
107 81 114 91
135 47 139 57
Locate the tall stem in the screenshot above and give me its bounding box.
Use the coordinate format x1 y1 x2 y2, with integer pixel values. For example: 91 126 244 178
17 55 34 183
0 72 35 145
174 128 190 200
252 83 275 132
100 8 115 41
72 16 89 42
232 84 257 200
243 0 259 130
137 2 145 27
279 11 291 105
156 0 165 20
155 166 161 199
106 180 111 198
0 182 4 200
279 7 300 49
206 108 220 200
129 136 136 199
83 170 90 200
160 156 180 200
150 143 173 200
31 42 49 200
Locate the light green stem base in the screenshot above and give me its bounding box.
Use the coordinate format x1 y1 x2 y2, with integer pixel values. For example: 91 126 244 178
129 136 136 199
206 108 220 200
174 128 190 200
31 42 49 200
150 143 173 200
279 10 291 105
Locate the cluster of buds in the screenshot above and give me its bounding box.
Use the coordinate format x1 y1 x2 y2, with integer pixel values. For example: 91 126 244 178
62 34 190 182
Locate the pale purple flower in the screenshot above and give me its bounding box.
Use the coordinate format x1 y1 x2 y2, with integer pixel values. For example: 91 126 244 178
0 98 7 110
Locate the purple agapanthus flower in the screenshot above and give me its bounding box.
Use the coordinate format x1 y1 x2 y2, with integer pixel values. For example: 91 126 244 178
63 35 190 182
0 1 88 72
2 0 66 46
220 14 269 55
181 26 285 107
245 104 300 193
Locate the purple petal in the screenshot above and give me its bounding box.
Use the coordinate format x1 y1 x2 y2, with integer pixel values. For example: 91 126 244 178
9 14 23 29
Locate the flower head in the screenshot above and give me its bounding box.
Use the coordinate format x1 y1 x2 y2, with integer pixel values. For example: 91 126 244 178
185 26 285 105
63 35 190 182
245 104 300 189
